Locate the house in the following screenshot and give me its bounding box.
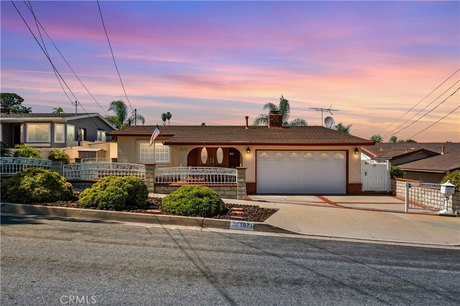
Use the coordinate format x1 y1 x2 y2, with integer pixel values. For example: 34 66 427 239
109 113 374 195
0 113 114 149
397 152 460 183
361 142 460 183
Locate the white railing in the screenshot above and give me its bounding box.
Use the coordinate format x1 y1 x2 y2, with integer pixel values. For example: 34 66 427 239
80 157 112 163
63 162 146 180
406 182 447 211
155 167 237 185
0 157 52 176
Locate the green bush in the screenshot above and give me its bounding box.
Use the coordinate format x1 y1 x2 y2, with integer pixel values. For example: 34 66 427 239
4 167 73 203
13 144 40 158
441 170 460 191
390 166 403 179
162 185 227 217
48 149 70 164
79 176 148 210
0 142 11 157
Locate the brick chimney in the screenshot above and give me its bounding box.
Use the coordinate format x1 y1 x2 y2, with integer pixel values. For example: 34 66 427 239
268 110 283 128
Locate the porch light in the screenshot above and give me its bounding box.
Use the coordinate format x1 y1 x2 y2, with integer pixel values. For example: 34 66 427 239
246 147 251 154
354 147 359 155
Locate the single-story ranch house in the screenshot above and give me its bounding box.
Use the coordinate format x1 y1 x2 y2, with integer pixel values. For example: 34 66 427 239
110 114 374 195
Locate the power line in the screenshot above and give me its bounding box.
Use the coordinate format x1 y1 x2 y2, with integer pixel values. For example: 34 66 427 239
382 68 460 133
408 105 460 139
389 87 459 137
383 80 459 137
23 0 109 117
96 0 134 113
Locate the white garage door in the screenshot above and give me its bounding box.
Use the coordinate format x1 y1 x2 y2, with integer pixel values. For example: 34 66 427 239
257 151 346 194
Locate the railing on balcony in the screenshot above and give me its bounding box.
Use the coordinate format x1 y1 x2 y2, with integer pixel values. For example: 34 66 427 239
63 162 146 181
0 157 52 176
155 167 237 186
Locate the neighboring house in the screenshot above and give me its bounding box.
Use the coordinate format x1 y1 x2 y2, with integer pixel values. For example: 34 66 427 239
398 152 460 183
361 142 460 183
109 113 373 195
0 113 114 148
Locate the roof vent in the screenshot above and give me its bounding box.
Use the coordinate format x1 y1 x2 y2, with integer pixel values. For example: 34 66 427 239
441 145 445 155
245 116 249 129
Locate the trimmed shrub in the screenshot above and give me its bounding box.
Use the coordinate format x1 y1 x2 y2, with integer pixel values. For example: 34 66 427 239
48 149 70 164
162 185 227 217
441 170 460 191
79 176 148 210
14 144 40 158
4 167 73 203
390 166 403 179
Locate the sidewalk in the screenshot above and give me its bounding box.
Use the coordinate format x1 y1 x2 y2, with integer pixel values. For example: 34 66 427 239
220 196 460 246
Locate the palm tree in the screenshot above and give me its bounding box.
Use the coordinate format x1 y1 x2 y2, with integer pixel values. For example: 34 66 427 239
335 123 352 134
165 112 172 125
106 100 144 129
254 95 306 126
161 113 167 126
371 134 383 143
52 107 64 114
389 135 398 143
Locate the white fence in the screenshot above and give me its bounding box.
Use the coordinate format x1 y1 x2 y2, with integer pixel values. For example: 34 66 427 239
361 160 391 192
403 181 450 212
63 162 145 180
0 157 52 176
155 167 237 185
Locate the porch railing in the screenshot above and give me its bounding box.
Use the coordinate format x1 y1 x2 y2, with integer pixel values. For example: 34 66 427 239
155 167 237 185
63 162 146 180
0 157 52 176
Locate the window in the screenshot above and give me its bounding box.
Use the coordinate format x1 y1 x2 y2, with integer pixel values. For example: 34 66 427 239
67 125 75 143
138 141 170 163
27 123 50 142
54 124 65 143
97 130 106 141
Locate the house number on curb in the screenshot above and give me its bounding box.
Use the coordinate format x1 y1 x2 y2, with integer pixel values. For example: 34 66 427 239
230 221 254 231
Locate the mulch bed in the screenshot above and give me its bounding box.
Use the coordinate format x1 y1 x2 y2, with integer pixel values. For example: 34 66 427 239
40 197 278 222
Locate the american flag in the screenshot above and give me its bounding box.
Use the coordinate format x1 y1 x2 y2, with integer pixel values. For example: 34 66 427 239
149 125 160 146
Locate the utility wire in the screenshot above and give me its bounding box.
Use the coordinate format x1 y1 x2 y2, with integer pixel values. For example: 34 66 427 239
408 105 460 139
383 80 459 137
382 68 460 132
390 87 459 137
24 0 109 116
96 0 134 112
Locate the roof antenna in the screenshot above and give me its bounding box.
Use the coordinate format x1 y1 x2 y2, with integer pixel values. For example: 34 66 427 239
309 105 339 126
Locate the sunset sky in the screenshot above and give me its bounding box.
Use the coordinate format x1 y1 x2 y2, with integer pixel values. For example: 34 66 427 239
1 1 459 142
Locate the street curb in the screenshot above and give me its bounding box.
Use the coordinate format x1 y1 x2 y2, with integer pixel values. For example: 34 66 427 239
0 203 291 234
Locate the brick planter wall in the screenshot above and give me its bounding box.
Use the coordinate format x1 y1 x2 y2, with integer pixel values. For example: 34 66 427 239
155 184 237 199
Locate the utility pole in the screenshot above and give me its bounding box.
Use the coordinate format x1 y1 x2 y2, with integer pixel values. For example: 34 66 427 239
134 109 137 126
74 101 78 115
309 106 339 126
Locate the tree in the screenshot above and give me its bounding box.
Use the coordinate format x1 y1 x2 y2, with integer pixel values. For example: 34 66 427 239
52 107 64 114
0 93 31 113
335 123 352 134
161 113 167 126
389 135 398 143
106 100 144 129
254 95 306 126
371 135 383 143
166 112 172 125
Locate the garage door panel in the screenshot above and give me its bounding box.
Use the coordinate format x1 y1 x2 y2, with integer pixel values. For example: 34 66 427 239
257 151 346 194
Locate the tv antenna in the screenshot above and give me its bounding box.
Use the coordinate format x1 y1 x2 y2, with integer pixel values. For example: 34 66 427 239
309 106 339 126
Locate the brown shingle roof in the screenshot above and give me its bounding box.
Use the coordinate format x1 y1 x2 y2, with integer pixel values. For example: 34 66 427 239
398 152 460 173
361 142 460 160
109 125 374 146
1 113 99 118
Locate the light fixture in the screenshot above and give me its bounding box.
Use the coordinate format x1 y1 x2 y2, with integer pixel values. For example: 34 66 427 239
354 147 359 155
246 147 251 154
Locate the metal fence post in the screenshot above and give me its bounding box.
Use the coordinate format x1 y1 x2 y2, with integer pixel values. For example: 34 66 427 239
405 181 410 212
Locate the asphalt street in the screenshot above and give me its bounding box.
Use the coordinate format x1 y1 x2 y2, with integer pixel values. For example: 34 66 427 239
1 214 459 305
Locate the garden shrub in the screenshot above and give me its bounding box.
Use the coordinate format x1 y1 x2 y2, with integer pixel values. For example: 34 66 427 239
0 142 11 157
79 176 148 210
48 149 70 164
162 185 227 217
4 167 73 203
441 170 460 191
390 166 403 179
14 144 40 158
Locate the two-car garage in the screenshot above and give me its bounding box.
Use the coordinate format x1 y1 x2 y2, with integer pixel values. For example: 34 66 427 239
256 150 347 194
